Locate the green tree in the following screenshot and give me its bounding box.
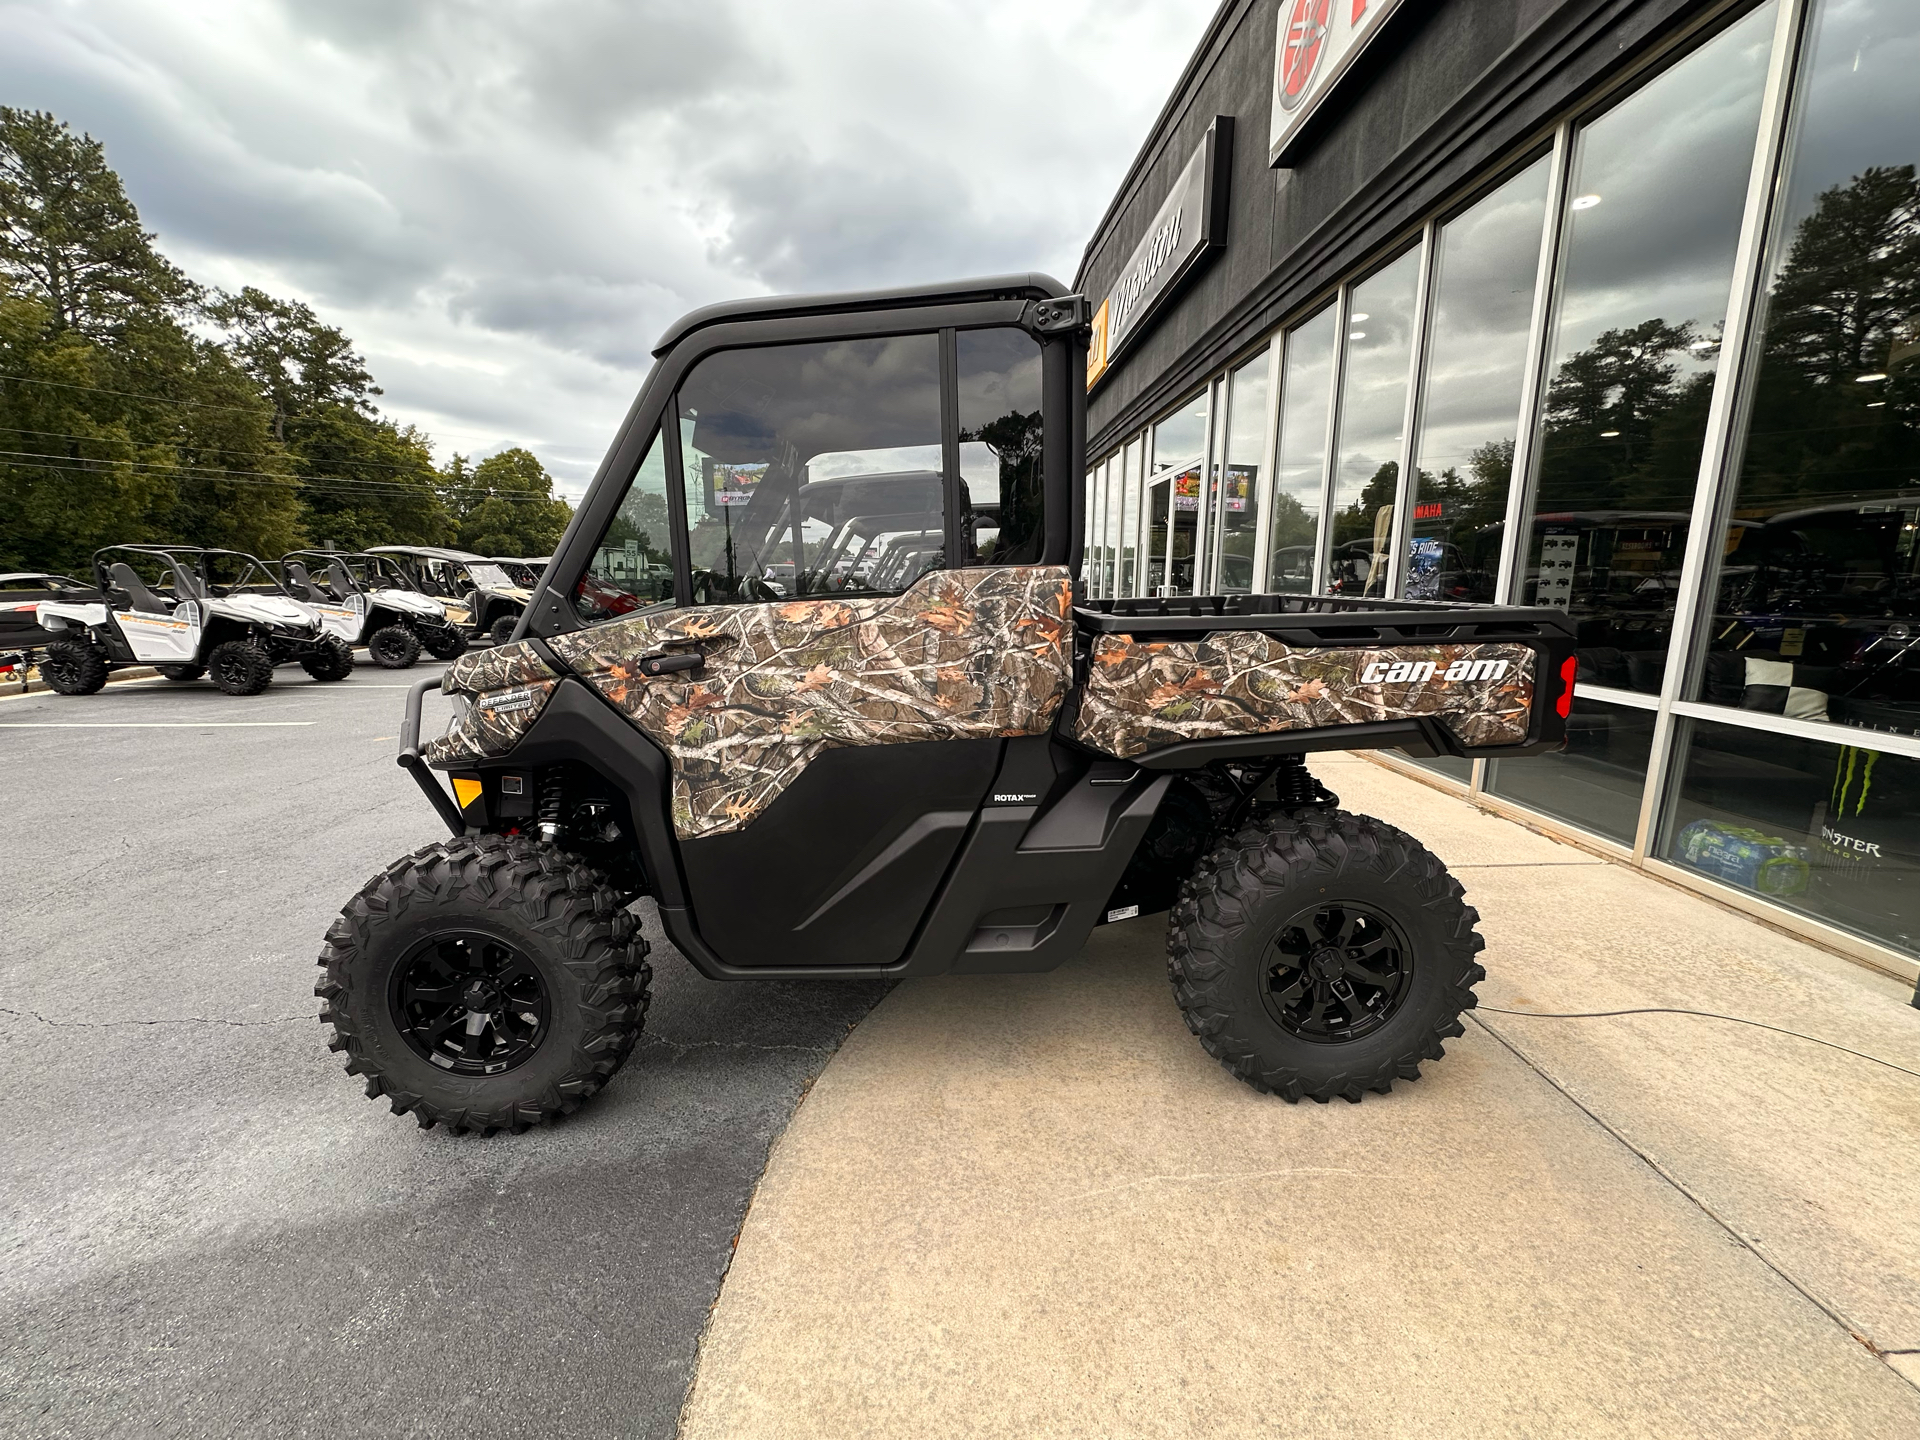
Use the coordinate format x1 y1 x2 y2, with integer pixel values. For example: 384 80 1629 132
204 286 380 442
450 447 573 556
0 108 194 337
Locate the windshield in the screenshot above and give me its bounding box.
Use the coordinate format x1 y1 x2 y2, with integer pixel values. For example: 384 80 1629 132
465 563 515 590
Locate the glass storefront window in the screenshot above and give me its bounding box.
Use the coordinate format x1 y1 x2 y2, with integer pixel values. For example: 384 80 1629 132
1518 3 1777 684
1688 0 1920 742
1144 466 1171 596
1662 719 1919 959
1405 156 1552 603
1152 393 1210 596
1216 350 1270 594
1328 249 1421 596
1486 697 1658 845
1106 446 1128 598
1266 304 1337 592
1118 439 1141 596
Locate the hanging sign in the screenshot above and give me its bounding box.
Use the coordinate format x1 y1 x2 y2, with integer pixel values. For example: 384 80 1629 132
1270 0 1406 168
1086 116 1232 390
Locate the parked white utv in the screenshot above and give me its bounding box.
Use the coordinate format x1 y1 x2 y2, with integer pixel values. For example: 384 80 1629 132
36 545 353 696
280 550 469 668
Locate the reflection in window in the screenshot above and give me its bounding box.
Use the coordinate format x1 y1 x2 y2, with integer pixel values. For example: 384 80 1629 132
1519 4 1776 682
1266 305 1336 592
1143 462 1171 596
1152 393 1210 596
572 429 676 620
1082 466 1098 594
675 334 945 604
1216 351 1270 594
1119 438 1143 595
1690 0 1920 740
1485 697 1657 845
1663 719 1919 958
956 329 1045 567
1328 249 1420 596
1406 158 1551 602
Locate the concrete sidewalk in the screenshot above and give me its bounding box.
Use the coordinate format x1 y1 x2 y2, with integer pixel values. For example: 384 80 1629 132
680 754 1920 1438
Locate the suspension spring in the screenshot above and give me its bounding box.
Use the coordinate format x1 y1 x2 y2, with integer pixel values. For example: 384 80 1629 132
536 767 565 844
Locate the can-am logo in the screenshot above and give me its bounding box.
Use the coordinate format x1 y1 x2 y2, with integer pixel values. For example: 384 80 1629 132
1279 0 1333 109
1361 658 1511 685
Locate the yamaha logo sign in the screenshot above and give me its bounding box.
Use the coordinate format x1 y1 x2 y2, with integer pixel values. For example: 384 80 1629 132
1270 0 1405 168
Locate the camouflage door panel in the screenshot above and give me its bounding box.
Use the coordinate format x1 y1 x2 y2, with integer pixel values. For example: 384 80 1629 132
424 640 561 763
548 566 1074 838
1073 634 1536 759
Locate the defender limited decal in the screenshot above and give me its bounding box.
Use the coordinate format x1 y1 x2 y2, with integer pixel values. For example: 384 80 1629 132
479 687 542 717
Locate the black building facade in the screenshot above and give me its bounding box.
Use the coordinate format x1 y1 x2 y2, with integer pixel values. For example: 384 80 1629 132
1076 0 1920 983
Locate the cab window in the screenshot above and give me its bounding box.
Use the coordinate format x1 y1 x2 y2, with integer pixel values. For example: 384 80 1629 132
676 333 945 603
572 429 678 623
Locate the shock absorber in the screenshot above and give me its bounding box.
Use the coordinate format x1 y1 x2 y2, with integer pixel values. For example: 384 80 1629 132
536 767 565 845
1268 754 1340 811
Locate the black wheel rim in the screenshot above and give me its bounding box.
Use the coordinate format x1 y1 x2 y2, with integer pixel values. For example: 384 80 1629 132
390 931 550 1075
372 632 411 665
212 650 251 688
1261 902 1414 1044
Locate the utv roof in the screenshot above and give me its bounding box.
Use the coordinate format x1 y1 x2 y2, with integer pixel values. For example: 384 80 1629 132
366 545 491 562
651 273 1067 358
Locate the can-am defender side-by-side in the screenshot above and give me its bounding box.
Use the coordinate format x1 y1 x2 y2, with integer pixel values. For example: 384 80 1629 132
318 276 1576 1135
37 545 354 695
367 546 534 645
280 551 470 668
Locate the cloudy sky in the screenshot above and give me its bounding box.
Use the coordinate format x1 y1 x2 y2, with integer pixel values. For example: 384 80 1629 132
0 0 1217 498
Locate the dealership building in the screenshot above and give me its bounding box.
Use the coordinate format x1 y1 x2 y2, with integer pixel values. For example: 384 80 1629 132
1076 0 1919 984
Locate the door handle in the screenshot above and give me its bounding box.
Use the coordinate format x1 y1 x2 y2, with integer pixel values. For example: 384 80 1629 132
637 650 705 678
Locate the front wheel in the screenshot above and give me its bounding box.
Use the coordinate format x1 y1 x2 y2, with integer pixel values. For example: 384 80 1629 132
207 638 274 695
420 626 468 661
300 634 355 681
367 624 421 669
316 836 651 1135
1168 809 1485 1103
41 638 108 695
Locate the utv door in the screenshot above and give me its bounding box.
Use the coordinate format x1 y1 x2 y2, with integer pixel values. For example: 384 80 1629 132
539 298 1078 970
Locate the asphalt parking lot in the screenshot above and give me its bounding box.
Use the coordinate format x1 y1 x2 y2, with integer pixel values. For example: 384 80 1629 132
0 663 888 1439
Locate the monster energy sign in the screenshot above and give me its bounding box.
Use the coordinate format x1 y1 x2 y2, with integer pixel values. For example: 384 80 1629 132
1087 117 1232 389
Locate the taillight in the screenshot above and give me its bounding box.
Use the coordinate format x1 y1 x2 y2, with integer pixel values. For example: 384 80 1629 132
1556 655 1578 719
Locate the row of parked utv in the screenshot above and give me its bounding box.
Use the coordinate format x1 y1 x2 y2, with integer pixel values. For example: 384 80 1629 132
1 545 549 697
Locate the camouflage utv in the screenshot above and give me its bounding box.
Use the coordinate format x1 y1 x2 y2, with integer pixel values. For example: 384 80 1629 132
317 276 1576 1135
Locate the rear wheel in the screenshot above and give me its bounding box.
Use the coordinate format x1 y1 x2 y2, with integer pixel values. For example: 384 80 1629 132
1168 808 1485 1103
420 626 468 661
158 664 205 682
368 624 421 669
300 634 355 681
40 638 108 695
489 614 518 645
207 638 274 696
316 835 650 1135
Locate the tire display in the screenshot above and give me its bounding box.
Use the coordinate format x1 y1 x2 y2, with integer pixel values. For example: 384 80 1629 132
40 638 108 695
317 835 651 1135
1168 808 1485 1103
207 638 274 696
368 624 422 669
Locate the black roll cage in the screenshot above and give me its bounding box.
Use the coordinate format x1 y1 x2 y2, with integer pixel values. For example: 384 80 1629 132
92 544 295 603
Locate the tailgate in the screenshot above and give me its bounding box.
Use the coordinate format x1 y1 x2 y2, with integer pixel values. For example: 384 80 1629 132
1068 593 1577 764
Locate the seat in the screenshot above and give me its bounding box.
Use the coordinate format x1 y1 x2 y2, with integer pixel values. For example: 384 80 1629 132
326 560 359 600
109 562 173 615
284 561 327 603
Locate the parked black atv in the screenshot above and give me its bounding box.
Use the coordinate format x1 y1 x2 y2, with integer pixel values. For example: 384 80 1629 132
37 545 352 696
367 546 533 645
280 550 470 668
318 276 1575 1135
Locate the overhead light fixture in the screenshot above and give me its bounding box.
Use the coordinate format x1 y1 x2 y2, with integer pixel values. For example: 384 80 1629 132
1349 331 1367 340
1858 372 1889 382
1867 401 1887 408
1571 194 1602 210
1600 430 1621 438
1349 312 1370 322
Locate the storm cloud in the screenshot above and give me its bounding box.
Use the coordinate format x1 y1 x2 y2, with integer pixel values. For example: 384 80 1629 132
0 0 1215 495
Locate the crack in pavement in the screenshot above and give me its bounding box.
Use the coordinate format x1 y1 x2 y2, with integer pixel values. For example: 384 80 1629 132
0 1006 308 1029
639 1033 833 1057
